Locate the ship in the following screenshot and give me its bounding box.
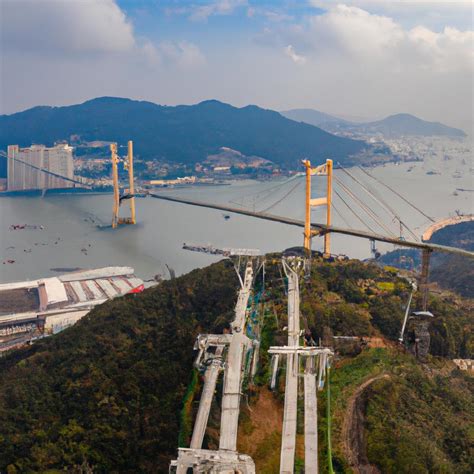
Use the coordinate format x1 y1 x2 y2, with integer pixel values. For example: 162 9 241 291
0 267 144 352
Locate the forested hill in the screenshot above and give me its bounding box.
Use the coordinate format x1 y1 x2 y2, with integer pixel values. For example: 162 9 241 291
429 221 474 297
0 97 372 168
0 256 472 472
380 221 474 297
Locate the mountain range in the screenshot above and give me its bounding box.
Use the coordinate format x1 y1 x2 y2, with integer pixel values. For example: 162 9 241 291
282 109 466 138
0 98 374 169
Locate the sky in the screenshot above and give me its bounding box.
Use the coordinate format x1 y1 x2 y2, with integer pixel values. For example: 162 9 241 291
1 0 473 132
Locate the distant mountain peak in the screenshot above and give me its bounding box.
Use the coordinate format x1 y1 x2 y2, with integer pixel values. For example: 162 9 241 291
283 108 466 138
366 113 466 137
83 96 133 105
196 99 231 108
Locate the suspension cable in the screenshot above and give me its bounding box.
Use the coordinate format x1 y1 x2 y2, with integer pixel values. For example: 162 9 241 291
334 175 398 238
229 174 300 209
337 166 420 241
333 188 377 233
331 202 352 228
258 180 302 213
357 166 435 223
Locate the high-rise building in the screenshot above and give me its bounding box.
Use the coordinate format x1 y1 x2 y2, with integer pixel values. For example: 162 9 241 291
7 144 74 191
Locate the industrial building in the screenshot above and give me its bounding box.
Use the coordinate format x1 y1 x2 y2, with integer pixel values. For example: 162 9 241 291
7 143 74 191
0 267 144 352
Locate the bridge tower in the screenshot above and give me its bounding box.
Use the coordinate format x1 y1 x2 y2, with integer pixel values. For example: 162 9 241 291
303 159 333 257
110 141 136 229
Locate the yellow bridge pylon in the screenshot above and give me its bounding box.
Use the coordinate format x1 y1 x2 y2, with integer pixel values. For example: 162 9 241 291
110 141 136 229
303 158 333 257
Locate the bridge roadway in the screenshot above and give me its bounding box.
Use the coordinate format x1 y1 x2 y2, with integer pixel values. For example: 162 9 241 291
280 260 300 474
10 153 473 258
190 344 224 449
219 262 254 452
148 193 474 258
304 358 318 474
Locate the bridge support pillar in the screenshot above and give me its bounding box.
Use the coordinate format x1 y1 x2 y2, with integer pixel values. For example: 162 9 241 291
110 143 120 229
304 160 312 255
420 248 432 311
302 159 333 257
110 141 136 228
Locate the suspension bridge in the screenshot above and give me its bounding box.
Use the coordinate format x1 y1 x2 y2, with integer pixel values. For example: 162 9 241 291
3 144 473 473
4 142 473 310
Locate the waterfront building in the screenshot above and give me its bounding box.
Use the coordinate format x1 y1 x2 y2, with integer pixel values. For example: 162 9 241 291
7 143 74 191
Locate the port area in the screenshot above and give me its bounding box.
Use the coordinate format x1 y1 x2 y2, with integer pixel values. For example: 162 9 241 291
0 287 39 314
0 267 144 352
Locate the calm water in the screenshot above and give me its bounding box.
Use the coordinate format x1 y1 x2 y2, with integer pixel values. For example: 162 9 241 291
0 160 472 284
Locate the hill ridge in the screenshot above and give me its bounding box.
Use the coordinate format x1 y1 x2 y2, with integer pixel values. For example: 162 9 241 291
283 108 466 137
0 97 373 168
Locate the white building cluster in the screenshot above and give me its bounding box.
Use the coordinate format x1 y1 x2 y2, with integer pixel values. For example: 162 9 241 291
7 143 74 191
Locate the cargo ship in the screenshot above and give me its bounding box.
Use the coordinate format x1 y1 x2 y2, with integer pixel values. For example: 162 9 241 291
0 267 144 352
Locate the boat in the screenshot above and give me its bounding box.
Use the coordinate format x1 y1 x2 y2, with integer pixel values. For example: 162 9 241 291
0 267 144 351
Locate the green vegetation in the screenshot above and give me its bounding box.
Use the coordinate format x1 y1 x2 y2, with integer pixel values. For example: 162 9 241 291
178 369 199 448
365 365 473 473
380 221 474 298
0 255 471 472
0 261 238 473
429 221 474 298
314 348 473 474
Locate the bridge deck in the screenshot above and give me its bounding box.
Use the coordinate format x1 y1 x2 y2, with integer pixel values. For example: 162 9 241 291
148 193 474 258
219 263 253 452
280 262 300 474
190 345 224 449
304 368 318 474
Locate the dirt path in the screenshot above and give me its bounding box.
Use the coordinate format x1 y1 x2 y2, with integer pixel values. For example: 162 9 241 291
341 374 390 474
237 387 283 473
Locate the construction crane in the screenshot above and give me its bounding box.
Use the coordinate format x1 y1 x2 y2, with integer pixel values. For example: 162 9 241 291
110 141 136 228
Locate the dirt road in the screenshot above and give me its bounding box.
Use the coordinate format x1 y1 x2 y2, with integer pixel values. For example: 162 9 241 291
341 374 390 474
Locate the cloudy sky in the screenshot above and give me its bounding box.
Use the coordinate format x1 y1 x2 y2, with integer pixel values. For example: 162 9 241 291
1 0 472 132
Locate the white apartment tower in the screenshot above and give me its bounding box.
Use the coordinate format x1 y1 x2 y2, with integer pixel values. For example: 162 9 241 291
7 144 74 191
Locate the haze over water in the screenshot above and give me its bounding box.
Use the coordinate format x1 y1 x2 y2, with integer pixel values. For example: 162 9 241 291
0 160 472 284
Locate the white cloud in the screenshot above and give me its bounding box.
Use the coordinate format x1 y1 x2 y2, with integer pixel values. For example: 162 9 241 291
245 6 294 23
1 0 135 54
309 1 473 30
284 45 307 64
1 0 206 69
251 3 472 130
156 41 206 68
309 5 403 58
0 0 471 133
173 0 248 22
296 4 473 73
309 0 472 8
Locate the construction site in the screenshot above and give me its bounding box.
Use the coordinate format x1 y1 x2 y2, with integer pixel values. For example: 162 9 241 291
1 141 473 473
